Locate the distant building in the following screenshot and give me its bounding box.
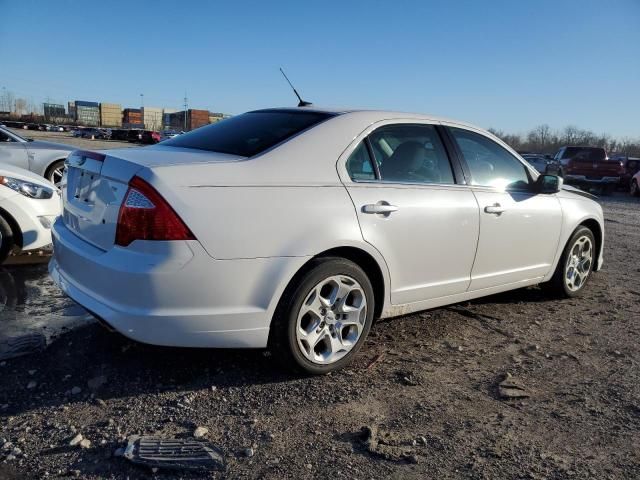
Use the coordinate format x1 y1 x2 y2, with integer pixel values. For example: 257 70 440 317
43 103 66 123
74 100 100 126
68 101 76 120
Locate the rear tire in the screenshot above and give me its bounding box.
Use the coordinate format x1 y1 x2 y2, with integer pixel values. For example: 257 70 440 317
269 257 375 375
0 216 16 265
543 226 595 298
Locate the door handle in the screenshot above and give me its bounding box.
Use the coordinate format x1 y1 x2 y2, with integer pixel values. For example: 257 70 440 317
362 202 399 215
484 203 506 215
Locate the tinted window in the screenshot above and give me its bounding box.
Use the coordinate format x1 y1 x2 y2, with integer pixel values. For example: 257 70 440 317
164 110 334 157
368 124 454 184
561 147 606 162
450 127 531 190
346 142 376 181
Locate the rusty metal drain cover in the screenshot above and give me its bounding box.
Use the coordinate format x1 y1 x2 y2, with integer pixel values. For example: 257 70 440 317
123 435 225 471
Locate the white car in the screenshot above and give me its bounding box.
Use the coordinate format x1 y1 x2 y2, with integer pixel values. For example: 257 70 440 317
0 163 61 263
631 170 640 197
49 108 604 374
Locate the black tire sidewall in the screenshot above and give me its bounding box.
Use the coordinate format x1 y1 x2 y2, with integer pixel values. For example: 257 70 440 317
557 226 596 297
0 216 15 265
46 160 65 183
275 258 375 374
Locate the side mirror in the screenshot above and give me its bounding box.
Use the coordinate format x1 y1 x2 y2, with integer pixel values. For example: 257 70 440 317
536 174 562 194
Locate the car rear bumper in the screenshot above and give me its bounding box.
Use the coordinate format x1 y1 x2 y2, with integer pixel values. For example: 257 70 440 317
564 175 620 185
49 218 306 348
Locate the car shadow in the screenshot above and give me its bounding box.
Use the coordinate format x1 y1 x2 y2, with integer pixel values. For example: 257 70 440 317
0 321 305 418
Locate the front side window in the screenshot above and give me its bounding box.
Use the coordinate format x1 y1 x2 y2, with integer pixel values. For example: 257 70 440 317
368 124 454 184
164 110 334 157
449 127 531 190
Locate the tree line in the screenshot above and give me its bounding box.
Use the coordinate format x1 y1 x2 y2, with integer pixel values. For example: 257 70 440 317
488 124 640 158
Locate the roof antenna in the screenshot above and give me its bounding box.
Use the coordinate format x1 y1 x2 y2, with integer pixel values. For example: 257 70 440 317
279 67 312 107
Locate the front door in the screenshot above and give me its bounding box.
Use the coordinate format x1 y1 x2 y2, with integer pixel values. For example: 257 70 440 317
343 123 479 305
446 126 562 290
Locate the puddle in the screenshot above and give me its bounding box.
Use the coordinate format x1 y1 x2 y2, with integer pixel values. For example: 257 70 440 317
0 262 93 360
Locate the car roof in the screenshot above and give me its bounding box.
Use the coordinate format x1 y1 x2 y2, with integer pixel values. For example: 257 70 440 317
252 106 482 130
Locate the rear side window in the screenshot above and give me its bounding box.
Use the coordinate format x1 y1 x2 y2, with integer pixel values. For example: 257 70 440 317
368 124 455 184
346 142 376 181
163 110 334 157
561 147 606 162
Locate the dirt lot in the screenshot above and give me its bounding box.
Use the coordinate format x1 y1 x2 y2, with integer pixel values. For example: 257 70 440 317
8 128 135 150
0 194 639 479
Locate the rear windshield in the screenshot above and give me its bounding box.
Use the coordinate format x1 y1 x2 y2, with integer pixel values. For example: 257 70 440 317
163 110 335 157
562 147 606 161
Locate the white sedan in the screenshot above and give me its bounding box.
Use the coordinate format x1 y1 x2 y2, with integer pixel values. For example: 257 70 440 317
49 108 604 374
0 163 61 263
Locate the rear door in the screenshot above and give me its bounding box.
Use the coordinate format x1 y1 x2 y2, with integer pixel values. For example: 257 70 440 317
0 130 30 169
342 122 479 305
445 125 562 290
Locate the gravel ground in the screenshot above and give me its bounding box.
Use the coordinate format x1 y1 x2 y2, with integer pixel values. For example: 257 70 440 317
0 194 639 479
8 128 136 150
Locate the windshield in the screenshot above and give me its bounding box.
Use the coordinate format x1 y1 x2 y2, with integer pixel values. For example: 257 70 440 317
0 126 27 142
163 110 335 157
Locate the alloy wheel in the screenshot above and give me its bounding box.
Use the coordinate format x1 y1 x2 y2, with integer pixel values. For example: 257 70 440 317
50 165 65 185
564 235 593 292
295 274 367 365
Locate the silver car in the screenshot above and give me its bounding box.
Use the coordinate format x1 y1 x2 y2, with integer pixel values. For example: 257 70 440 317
0 126 76 183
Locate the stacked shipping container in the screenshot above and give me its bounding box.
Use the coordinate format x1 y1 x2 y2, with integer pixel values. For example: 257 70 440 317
142 107 163 131
122 108 143 128
100 103 122 127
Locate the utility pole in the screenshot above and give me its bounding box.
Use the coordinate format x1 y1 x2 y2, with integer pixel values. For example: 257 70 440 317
140 93 144 109
183 92 188 131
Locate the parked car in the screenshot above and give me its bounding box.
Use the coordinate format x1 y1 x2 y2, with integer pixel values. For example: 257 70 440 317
610 154 640 189
553 146 624 195
521 154 562 176
0 126 76 183
77 128 110 140
140 130 161 144
110 129 129 141
630 170 640 197
160 130 182 142
126 129 143 143
0 163 61 263
50 107 604 374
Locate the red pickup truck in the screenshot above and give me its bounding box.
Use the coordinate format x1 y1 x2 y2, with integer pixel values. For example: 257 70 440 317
554 146 624 195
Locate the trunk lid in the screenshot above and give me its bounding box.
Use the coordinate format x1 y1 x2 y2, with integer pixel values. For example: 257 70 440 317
61 146 243 250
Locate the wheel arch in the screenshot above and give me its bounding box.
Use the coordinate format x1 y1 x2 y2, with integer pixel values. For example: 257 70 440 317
0 206 23 249
579 218 603 271
44 158 67 180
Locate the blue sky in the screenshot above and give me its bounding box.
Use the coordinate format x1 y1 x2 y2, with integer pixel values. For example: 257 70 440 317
1 0 638 136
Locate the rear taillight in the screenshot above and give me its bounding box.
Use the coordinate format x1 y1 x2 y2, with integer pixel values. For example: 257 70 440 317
115 176 195 247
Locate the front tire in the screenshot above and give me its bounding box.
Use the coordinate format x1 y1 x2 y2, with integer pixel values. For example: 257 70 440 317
631 179 640 197
45 160 66 185
544 226 595 298
270 257 375 374
0 216 16 265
